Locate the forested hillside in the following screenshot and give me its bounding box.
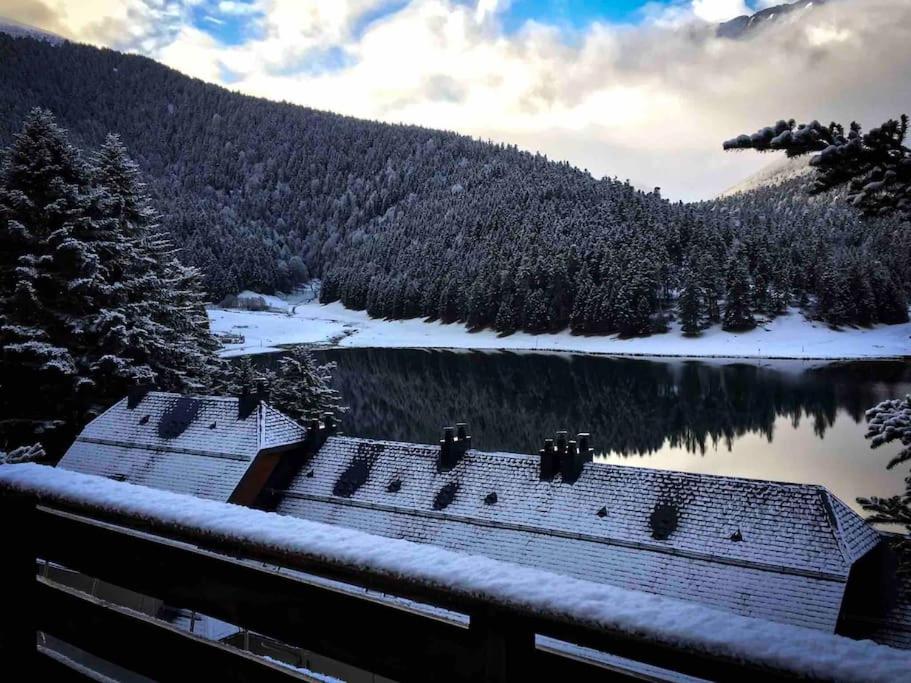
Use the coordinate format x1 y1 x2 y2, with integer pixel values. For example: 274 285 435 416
1 32 908 337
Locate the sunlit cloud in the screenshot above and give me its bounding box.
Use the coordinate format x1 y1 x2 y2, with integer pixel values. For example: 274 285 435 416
2 0 909 200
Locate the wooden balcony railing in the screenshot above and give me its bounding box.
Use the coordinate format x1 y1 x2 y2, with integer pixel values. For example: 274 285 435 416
0 471 854 682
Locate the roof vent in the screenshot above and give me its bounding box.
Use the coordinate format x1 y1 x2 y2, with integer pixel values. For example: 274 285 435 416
333 456 374 498
387 479 402 493
730 529 743 542
649 500 679 540
127 385 151 409
139 415 150 425
157 397 201 439
484 492 498 505
433 482 459 510
597 506 607 518
439 423 470 471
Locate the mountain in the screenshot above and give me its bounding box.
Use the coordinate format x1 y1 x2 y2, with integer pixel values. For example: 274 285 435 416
0 31 907 335
718 156 813 197
718 0 826 39
0 17 63 44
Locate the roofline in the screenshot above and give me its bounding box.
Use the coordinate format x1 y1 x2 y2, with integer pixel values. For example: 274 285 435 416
324 435 839 497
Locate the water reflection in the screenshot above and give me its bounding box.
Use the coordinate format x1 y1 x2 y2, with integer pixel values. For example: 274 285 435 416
280 348 911 513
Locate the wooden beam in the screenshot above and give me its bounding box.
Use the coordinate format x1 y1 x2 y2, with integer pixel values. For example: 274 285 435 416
36 578 319 683
0 494 37 668
32 507 481 682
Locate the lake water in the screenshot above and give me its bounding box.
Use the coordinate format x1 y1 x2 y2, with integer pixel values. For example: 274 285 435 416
265 348 911 516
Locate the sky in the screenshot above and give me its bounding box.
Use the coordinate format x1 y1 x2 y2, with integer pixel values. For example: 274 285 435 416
2 0 910 200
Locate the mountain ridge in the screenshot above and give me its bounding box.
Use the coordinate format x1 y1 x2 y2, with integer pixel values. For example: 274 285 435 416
0 30 907 336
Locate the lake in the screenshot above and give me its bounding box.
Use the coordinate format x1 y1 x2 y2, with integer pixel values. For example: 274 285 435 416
261 348 911 516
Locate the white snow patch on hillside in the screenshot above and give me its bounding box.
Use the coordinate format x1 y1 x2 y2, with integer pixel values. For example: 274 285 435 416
2 463 910 682
208 300 911 360
719 155 813 197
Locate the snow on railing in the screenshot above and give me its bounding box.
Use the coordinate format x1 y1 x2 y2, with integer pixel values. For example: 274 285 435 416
1 463 910 682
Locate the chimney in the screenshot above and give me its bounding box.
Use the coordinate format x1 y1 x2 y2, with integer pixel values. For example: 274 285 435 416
127 384 152 410
561 432 594 484
439 422 470 471
237 391 264 420
539 438 558 481
555 431 568 457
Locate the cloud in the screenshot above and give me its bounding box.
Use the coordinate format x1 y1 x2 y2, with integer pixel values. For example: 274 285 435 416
3 0 910 200
691 0 750 23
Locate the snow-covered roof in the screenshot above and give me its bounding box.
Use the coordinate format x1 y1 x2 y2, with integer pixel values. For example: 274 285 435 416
58 391 307 501
275 436 882 632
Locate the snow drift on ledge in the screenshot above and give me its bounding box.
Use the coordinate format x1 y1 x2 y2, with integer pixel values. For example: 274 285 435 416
2 463 910 682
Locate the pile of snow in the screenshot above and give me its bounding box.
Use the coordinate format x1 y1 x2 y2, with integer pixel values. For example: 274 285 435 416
2 463 910 681
208 300 911 360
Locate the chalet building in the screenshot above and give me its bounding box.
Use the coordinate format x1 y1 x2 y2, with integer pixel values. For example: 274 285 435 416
57 391 911 658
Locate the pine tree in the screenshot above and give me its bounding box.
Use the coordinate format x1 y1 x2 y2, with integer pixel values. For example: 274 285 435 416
678 262 703 336
722 247 755 331
268 347 346 423
91 134 222 395
523 289 549 333
0 111 223 451
858 396 911 572
0 109 98 437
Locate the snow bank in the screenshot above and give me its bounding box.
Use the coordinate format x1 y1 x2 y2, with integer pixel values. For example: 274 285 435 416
208 301 911 360
3 463 909 682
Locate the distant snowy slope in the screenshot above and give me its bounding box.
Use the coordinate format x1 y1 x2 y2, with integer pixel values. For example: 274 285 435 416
718 1 826 39
0 17 63 45
718 156 814 198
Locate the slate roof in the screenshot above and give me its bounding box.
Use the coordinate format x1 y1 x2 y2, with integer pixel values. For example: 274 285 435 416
58 392 307 502
275 436 883 633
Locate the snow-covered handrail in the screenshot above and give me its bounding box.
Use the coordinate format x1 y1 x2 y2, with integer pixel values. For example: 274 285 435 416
2 463 909 682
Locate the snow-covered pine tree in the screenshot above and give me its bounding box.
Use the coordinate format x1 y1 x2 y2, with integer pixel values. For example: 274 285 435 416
0 110 224 452
678 260 703 336
858 396 911 571
722 246 755 332
0 442 45 464
268 347 346 424
216 356 276 397
90 133 222 395
0 109 100 440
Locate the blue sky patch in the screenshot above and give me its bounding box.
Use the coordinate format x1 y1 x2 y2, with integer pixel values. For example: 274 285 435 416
352 0 411 39
191 0 264 46
501 0 673 32
268 46 358 78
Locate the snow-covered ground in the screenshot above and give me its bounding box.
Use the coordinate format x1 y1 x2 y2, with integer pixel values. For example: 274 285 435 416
208 299 911 360
2 463 909 681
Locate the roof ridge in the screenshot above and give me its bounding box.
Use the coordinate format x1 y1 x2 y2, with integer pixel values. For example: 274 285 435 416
329 436 837 493
816 488 854 570
144 391 240 404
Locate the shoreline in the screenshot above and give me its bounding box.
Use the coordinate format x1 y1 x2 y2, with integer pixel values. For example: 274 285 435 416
208 300 911 363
